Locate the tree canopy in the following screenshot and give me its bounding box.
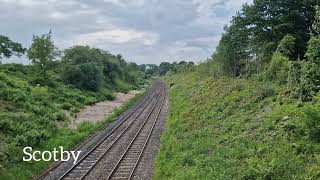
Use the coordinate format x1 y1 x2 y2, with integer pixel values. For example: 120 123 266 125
214 0 318 76
0 35 26 61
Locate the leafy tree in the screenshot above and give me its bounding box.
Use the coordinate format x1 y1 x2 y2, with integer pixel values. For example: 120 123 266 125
178 61 187 65
62 63 103 91
27 31 59 71
0 35 26 62
159 62 172 76
62 45 143 88
213 0 318 77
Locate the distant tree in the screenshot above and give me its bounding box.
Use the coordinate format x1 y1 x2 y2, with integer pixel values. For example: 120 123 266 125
0 35 26 62
27 31 59 71
144 64 159 75
188 61 195 65
159 62 172 76
178 61 187 65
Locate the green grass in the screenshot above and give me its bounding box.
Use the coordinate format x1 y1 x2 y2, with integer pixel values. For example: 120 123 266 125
154 72 320 179
0 64 145 179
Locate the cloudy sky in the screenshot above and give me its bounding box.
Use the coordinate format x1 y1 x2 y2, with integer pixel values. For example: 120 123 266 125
0 0 252 64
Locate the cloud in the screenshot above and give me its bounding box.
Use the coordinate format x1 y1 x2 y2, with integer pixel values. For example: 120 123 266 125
1 0 252 64
72 29 159 46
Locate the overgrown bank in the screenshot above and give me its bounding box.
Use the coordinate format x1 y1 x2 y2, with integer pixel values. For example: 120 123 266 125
0 63 144 179
0 30 147 179
155 71 320 179
155 2 320 179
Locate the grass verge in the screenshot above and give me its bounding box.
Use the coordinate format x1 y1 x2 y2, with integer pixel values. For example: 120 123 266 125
154 73 320 179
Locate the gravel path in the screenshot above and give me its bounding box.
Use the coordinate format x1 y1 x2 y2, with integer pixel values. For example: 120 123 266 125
70 90 140 128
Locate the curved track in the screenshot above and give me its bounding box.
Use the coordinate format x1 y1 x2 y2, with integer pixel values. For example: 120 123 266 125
44 80 167 180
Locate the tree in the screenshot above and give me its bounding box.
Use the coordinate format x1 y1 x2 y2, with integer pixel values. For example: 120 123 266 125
27 31 59 71
159 62 172 76
62 63 103 91
0 35 26 62
212 0 318 76
306 5 320 64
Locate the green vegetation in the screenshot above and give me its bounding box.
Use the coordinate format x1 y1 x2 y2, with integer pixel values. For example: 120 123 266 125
155 68 320 179
0 35 26 61
155 2 320 179
0 31 145 179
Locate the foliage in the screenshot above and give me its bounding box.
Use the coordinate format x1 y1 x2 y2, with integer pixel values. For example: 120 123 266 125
312 5 320 35
305 101 320 142
159 62 172 76
277 35 296 58
265 53 289 84
299 62 320 101
213 0 318 76
156 72 320 179
27 31 59 71
0 35 26 61
306 36 320 64
62 46 143 89
255 82 275 101
0 64 143 179
62 63 103 91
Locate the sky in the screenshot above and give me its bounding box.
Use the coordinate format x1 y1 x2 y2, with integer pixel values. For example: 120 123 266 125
0 0 252 65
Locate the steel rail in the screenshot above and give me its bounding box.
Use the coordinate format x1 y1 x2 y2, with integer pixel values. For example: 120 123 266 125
106 83 166 180
80 84 164 180
58 82 162 180
36 82 157 180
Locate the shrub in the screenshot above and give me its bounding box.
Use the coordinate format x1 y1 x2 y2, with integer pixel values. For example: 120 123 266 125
305 104 320 142
300 62 320 101
287 61 301 98
31 85 49 100
255 83 275 100
306 36 320 64
62 63 103 91
277 35 296 59
265 53 289 84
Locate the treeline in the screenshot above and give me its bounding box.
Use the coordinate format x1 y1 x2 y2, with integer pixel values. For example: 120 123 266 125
139 61 195 76
1 31 144 92
208 0 320 101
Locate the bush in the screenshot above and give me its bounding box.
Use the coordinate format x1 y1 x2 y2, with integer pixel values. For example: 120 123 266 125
306 36 320 64
287 61 302 98
265 53 289 84
31 85 49 100
300 62 320 101
305 104 320 142
62 63 103 91
255 82 275 100
277 35 296 59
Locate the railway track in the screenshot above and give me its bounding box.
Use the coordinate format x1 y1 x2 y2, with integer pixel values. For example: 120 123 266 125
107 84 166 180
37 82 159 180
45 80 166 180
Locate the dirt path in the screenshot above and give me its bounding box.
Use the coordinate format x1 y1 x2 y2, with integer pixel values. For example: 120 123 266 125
69 90 140 128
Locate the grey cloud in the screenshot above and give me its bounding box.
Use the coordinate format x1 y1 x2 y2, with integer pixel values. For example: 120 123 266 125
0 0 252 64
